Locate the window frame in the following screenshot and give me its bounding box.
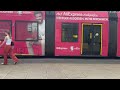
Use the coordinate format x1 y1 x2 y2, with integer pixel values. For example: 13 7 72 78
15 20 39 41
0 20 12 41
61 22 79 42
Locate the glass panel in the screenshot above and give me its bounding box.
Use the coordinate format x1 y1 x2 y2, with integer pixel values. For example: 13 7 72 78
15 21 38 41
61 23 78 42
0 21 11 40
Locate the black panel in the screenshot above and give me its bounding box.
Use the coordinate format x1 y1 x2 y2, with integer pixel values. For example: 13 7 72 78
108 12 118 57
92 25 101 55
82 25 91 55
82 24 101 55
45 11 55 56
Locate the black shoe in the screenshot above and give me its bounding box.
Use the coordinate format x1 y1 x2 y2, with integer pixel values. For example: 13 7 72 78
14 62 17 65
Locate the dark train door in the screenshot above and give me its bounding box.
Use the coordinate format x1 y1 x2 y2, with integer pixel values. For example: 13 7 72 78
81 24 102 55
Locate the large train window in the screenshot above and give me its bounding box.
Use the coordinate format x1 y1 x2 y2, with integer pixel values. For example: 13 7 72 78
15 21 38 41
62 23 78 42
0 21 12 40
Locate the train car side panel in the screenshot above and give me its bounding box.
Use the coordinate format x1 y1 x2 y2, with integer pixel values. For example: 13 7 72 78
0 11 45 56
55 11 109 56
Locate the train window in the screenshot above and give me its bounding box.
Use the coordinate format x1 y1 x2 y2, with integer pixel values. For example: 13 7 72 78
0 21 12 40
15 21 38 41
62 23 78 42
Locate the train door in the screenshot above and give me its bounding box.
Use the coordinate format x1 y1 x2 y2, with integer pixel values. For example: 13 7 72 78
81 24 102 55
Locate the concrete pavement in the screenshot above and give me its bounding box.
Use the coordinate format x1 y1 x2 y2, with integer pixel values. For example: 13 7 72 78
0 58 120 79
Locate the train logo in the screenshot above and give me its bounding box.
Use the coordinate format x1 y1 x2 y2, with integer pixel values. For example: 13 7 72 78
17 11 23 15
70 46 74 51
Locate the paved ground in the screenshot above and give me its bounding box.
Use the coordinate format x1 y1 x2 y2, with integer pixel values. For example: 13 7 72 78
1 58 120 79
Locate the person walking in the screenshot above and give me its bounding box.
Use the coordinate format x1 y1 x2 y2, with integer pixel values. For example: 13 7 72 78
0 31 19 65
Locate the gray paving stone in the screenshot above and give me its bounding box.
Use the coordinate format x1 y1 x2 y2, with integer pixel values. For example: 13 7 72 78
1 59 120 79
26 73 47 79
